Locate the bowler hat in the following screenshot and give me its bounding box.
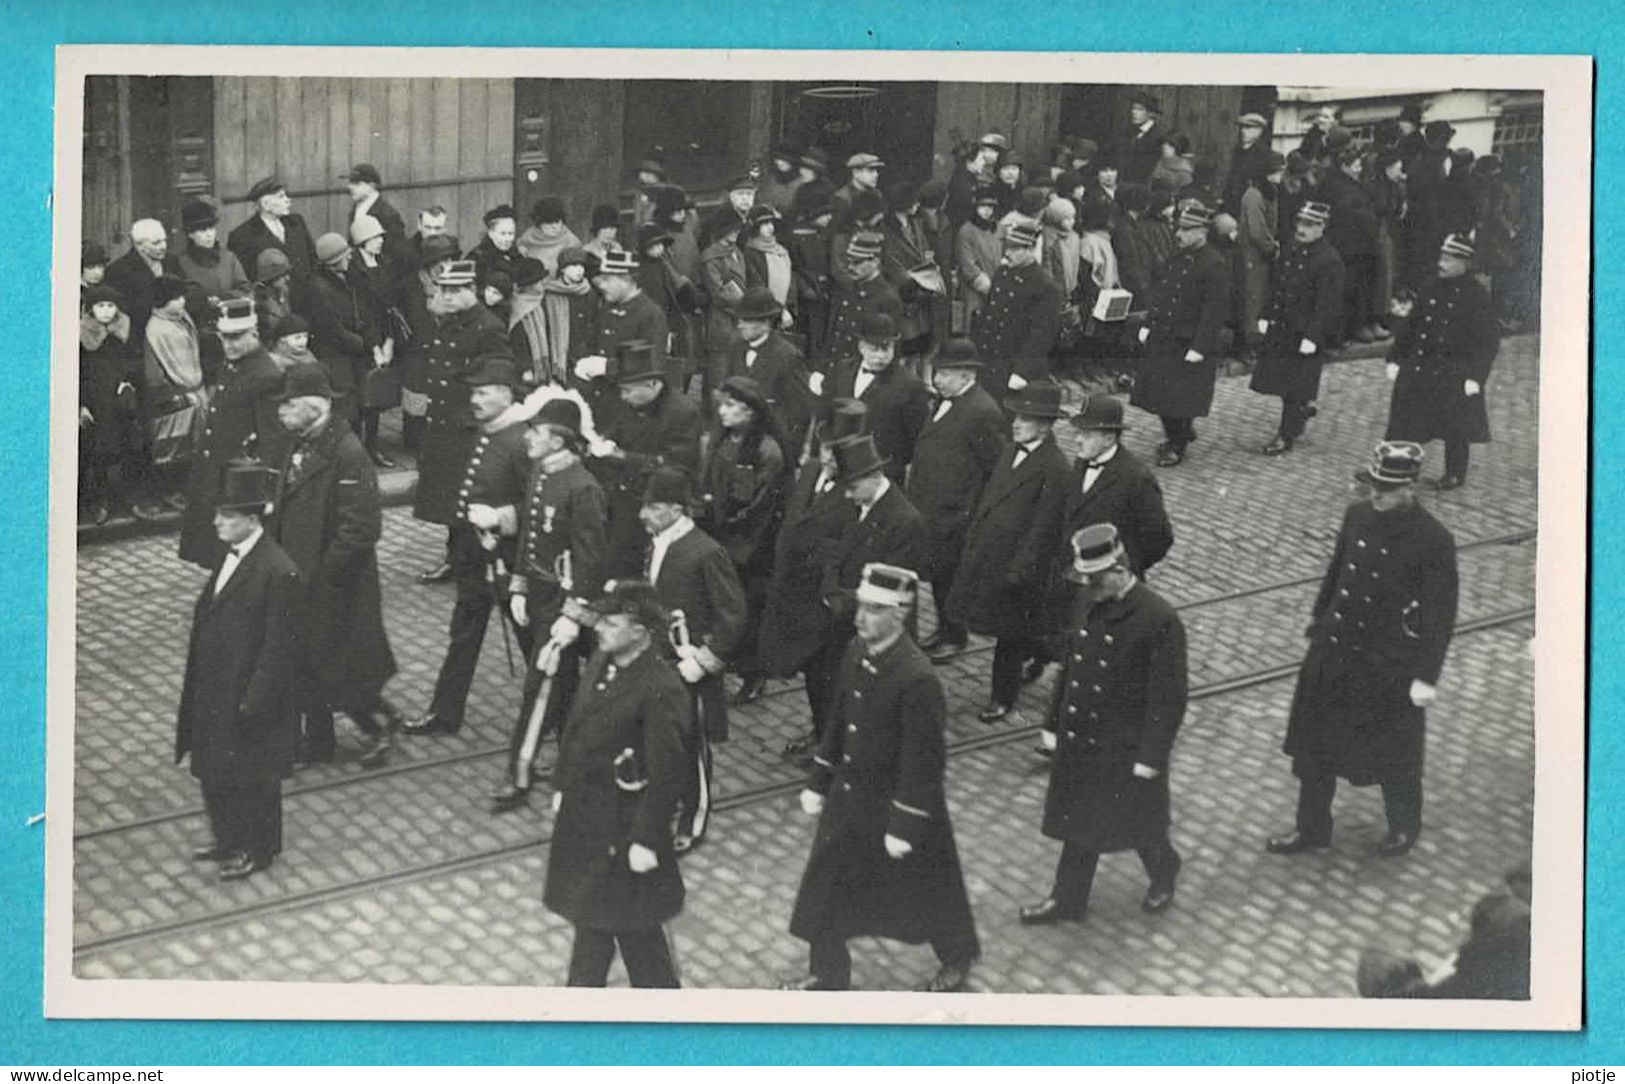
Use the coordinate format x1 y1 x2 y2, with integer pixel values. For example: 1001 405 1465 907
735 285 783 322
484 204 519 227
1003 379 1065 420
344 163 382 186
587 579 670 631
181 199 219 231
642 466 693 507
459 351 519 389
1066 523 1126 580
858 311 901 344
933 337 983 370
512 257 547 289
1355 440 1424 487
246 176 285 203
590 202 621 233
529 396 583 437
271 313 310 340
817 397 868 446
276 362 335 401
349 214 385 247
613 341 664 384
418 234 461 270
82 284 125 310
212 459 279 513
830 433 888 485
315 232 350 264
1067 393 1128 431
717 374 772 419
855 562 920 608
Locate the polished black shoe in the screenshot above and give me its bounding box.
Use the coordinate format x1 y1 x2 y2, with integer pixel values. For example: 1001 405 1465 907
1142 853 1183 913
1156 445 1186 468
1019 896 1086 926
1374 830 1418 858
1265 831 1331 855
218 852 270 882
919 959 976 993
977 702 1010 724
1021 659 1047 684
926 638 966 664
400 713 459 736
730 677 767 706
778 973 849 991
490 785 530 814
1262 435 1292 457
191 844 228 862
416 561 453 584
369 449 397 469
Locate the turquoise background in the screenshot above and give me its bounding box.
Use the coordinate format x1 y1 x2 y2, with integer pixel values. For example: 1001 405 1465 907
2 0 1605 1064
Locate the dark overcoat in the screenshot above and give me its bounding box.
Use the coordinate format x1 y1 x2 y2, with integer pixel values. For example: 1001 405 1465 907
174 534 303 785
720 332 818 454
544 646 688 932
826 357 932 486
79 324 143 460
578 289 669 433
104 248 183 336
1385 273 1498 445
1131 242 1231 420
820 483 928 630
1250 236 1346 402
946 435 1071 640
1042 581 1187 852
789 635 980 952
905 382 1007 580
593 384 702 579
698 431 789 573
649 525 748 741
972 261 1064 391
179 346 289 568
825 275 904 368
758 463 857 677
305 265 369 423
413 304 508 526
270 417 397 708
465 235 523 294
227 213 317 298
1284 499 1458 786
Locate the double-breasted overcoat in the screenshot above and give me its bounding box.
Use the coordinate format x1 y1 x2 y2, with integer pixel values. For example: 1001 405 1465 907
1131 241 1232 419
1249 237 1345 402
1385 273 1498 445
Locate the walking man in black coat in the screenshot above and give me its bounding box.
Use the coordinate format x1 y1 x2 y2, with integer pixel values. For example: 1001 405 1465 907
1020 523 1188 924
1060 395 1175 579
972 219 1064 395
1251 201 1346 455
1266 442 1459 859
544 581 689 988
720 286 817 455
826 311 932 486
269 364 398 767
784 563 981 992
174 460 302 882
906 338 1006 661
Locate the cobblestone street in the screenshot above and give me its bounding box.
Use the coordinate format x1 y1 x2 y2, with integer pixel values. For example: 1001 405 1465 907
70 336 1541 995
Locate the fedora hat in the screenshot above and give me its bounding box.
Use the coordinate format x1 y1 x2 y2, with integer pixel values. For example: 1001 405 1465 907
212 459 279 513
830 433 888 485
1067 393 1128 431
1004 379 1065 419
276 362 335 402
735 285 783 322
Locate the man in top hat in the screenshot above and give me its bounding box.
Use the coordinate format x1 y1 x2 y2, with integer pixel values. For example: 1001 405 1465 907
304 232 368 429
105 218 183 337
947 133 1008 228
972 218 1064 394
543 580 688 988
176 198 251 304
826 231 904 369
228 176 319 298
178 296 290 568
490 397 610 813
637 466 747 853
579 250 670 416
1383 234 1499 491
826 311 931 486
1018 522 1188 926
175 459 302 882
720 285 818 454
1222 112 1274 214
1250 200 1345 455
1130 201 1232 467
1123 92 1168 186
946 380 1071 723
832 152 885 223
413 258 511 582
785 562 981 993
1266 441 1459 859
268 363 398 768
760 399 865 755
403 352 537 736
906 338 1006 662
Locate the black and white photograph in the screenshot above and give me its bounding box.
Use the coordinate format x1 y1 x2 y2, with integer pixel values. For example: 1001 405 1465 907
46 46 1588 1028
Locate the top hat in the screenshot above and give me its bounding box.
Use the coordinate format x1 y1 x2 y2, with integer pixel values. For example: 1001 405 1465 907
818 397 869 446
1440 233 1475 260
315 232 351 264
212 459 279 513
597 250 640 276
181 199 219 231
1355 440 1425 487
587 578 670 631
484 204 519 226
613 341 665 384
434 259 478 287
459 351 519 389
246 176 286 203
1296 201 1332 226
717 374 772 419
1236 112 1269 129
641 466 693 506
1066 523 1126 580
858 311 901 344
276 362 336 402
215 296 258 335
799 147 830 173
344 163 382 186
1067 393 1128 431
1004 379 1065 419
590 202 622 233
845 152 885 170
349 214 386 247
734 285 783 322
854 562 920 608
529 395 583 438
933 337 983 370
830 433 888 485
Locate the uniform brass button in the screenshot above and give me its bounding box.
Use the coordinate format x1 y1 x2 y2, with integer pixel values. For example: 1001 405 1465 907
848 724 857 733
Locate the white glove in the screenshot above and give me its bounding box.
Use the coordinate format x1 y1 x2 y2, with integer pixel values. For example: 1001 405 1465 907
807 371 825 395
628 842 659 873
884 834 913 860
535 640 562 676
495 505 519 537
1138 326 1151 344
677 656 706 684
1409 679 1438 707
673 642 701 662
476 530 499 553
1257 319 1270 335
587 436 620 459
1390 297 1414 319
1464 379 1481 397
549 615 581 645
1006 372 1028 391
1132 762 1160 780
466 503 500 530
574 355 608 381
551 791 563 814
1386 362 1400 382
799 788 825 816
1298 338 1317 356
1184 349 1203 364
780 308 795 329
972 273 991 294
509 594 529 628
695 644 725 674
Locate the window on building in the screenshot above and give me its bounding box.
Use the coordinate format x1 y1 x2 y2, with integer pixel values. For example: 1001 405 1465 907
1493 108 1544 158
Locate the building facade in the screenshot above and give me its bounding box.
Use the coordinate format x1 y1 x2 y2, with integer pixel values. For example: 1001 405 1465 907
1271 87 1545 161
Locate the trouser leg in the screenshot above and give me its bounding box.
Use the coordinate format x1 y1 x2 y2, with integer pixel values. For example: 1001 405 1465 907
809 931 853 989
1381 776 1424 838
930 566 966 644
803 635 848 744
1294 766 1337 841
201 783 238 854
303 706 337 759
1280 398 1309 439
618 928 681 988
428 574 494 726
734 567 769 680
1137 835 1182 891
990 636 1034 708
679 683 715 841
361 408 381 451
566 927 617 987
241 779 281 861
1444 439 1470 479
1052 841 1101 911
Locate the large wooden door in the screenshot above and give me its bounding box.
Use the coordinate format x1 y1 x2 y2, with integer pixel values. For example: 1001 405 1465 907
81 76 129 254
80 76 212 254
